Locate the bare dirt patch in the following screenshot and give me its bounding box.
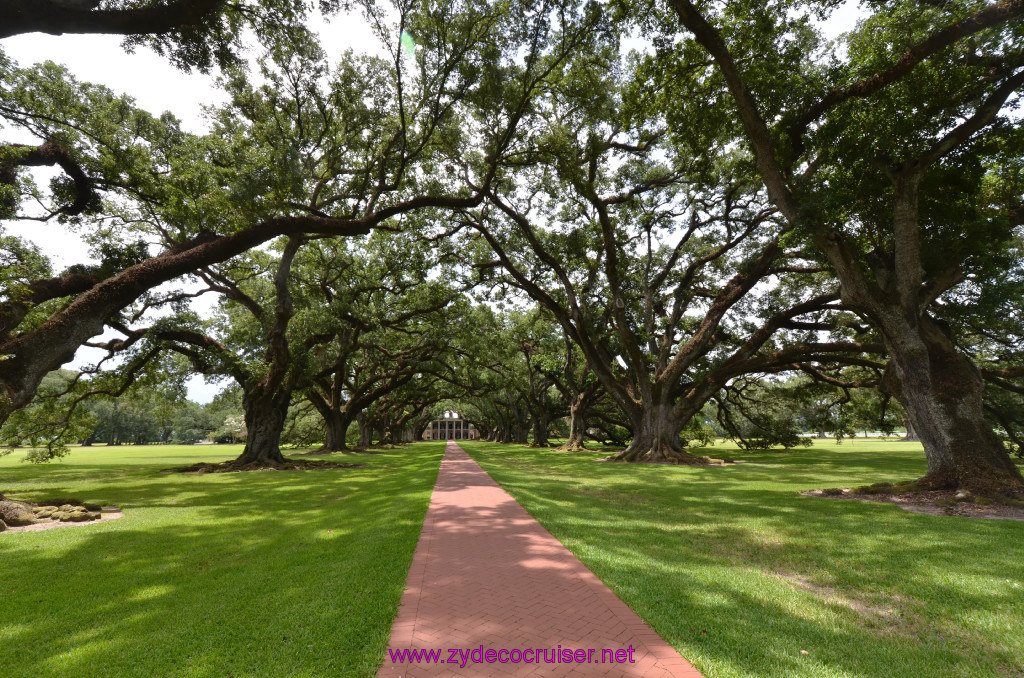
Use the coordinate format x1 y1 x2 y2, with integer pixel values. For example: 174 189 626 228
801 487 1024 521
4 507 123 533
0 494 122 533
776 571 923 637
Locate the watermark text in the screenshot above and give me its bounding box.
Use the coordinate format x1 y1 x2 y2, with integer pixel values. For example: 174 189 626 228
387 645 637 668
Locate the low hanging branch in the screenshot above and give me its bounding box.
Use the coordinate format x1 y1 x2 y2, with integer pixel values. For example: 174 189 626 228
1 141 93 217
0 271 99 340
0 0 223 39
0 190 487 426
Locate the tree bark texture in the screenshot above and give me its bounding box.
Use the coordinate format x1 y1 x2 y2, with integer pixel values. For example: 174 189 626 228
322 412 351 452
356 414 373 448
610 400 709 464
308 392 351 452
560 393 589 451
883 316 1022 494
0 0 222 39
530 413 549 447
233 390 289 466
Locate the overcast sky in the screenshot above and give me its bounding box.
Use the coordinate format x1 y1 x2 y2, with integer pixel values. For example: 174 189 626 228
0 3 862 403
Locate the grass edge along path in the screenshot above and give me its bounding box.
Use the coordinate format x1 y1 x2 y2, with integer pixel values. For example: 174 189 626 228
459 439 1024 678
0 442 445 678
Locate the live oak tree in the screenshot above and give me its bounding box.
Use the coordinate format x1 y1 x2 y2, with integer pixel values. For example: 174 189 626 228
102 237 313 467
0 0 338 230
551 333 603 451
664 0 1024 494
937 136 1024 456
458 307 571 448
504 308 566 447
299 233 468 452
443 305 535 444
531 305 607 451
359 371 451 445
714 377 805 450
94 236 402 467
942 223 1024 457
0 49 454 427
468 350 532 444
0 0 342 404
465 39 878 463
0 0 580 431
125 232 455 465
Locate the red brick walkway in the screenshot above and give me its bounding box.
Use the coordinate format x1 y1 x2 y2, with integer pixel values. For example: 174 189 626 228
378 442 704 677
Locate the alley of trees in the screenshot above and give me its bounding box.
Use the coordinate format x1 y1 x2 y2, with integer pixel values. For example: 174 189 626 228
1 0 1022 496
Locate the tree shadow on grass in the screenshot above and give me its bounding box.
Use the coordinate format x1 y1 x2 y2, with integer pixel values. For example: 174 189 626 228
0 444 446 678
460 441 1024 678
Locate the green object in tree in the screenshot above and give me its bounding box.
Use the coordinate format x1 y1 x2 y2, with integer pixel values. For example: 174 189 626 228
400 30 415 55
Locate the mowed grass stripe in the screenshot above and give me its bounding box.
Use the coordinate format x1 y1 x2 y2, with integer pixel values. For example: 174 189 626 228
0 442 445 678
460 439 1024 678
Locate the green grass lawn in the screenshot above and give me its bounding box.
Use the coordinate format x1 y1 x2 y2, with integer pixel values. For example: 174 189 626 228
0 442 445 678
4 439 1023 677
460 439 1024 678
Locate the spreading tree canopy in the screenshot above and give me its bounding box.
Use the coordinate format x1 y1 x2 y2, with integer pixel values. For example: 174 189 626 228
659 0 1024 494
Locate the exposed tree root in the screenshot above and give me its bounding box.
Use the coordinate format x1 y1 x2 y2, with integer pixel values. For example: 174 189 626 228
605 442 714 465
803 483 1024 520
292 447 385 456
292 447 349 456
910 469 1024 502
165 458 365 473
557 440 587 452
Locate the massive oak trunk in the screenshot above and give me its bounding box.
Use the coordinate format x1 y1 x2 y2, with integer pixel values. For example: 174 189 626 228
382 421 398 445
513 406 529 444
233 390 289 466
356 413 373 448
610 401 709 464
322 412 351 452
560 392 589 451
530 412 549 447
883 317 1023 495
308 393 351 452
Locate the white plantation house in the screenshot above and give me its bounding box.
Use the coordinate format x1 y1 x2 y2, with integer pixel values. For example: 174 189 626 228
422 411 477 441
